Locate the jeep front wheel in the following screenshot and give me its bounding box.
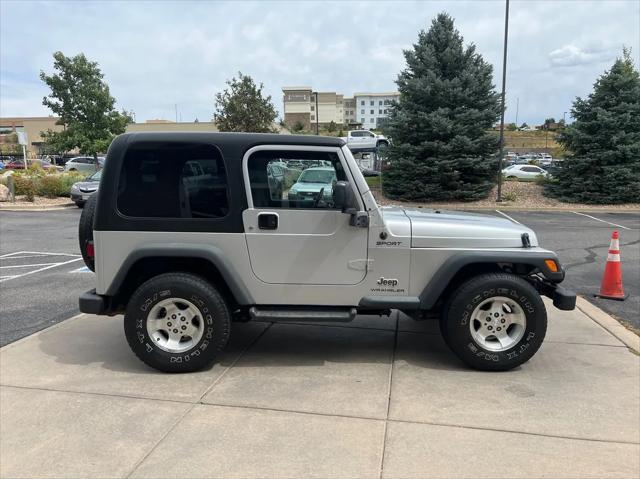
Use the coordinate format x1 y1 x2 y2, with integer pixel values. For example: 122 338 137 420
124 273 231 373
440 273 547 371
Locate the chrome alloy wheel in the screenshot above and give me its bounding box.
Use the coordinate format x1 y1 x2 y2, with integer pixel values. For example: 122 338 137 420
469 296 526 352
146 298 205 353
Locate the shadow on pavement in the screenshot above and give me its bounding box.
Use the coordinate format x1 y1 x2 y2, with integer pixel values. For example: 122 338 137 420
35 316 469 374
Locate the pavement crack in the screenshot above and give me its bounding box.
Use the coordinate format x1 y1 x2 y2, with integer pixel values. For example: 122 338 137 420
379 310 400 479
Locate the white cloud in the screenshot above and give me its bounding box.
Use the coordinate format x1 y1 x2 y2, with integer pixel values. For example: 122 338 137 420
549 44 614 68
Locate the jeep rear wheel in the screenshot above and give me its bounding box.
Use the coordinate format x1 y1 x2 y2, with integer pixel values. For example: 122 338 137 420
440 272 547 371
78 193 97 271
124 273 231 373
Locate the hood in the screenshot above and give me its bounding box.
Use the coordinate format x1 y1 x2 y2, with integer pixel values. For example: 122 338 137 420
290 182 333 193
74 181 99 193
397 207 538 248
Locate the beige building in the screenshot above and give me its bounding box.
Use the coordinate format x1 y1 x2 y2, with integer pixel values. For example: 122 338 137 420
282 87 399 130
126 120 289 134
0 116 63 157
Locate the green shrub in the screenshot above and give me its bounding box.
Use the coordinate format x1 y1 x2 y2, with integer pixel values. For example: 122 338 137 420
503 191 518 202
534 174 549 186
14 175 38 202
38 172 84 197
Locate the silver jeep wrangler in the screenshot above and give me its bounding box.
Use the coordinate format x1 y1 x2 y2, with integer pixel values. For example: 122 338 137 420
78 132 576 373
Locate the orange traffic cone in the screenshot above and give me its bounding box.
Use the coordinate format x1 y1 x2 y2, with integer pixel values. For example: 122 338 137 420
596 231 627 301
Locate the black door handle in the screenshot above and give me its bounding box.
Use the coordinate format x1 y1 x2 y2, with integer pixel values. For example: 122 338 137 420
258 213 278 230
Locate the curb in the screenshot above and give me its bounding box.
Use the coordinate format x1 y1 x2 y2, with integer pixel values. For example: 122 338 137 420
0 313 87 352
0 204 76 211
576 297 640 353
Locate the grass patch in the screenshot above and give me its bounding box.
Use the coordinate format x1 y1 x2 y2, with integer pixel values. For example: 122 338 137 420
365 176 381 188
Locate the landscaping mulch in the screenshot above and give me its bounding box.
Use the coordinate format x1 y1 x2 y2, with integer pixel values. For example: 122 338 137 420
371 181 640 211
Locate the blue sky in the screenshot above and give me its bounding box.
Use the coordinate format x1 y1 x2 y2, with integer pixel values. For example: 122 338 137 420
1 0 638 125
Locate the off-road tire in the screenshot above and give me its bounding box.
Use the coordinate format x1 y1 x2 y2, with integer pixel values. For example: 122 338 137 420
124 273 231 373
78 193 97 271
440 273 547 371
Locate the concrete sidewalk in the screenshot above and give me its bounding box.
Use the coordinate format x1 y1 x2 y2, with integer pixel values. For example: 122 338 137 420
1 300 638 478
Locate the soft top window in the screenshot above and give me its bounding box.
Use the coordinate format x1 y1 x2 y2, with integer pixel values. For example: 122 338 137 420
117 142 229 219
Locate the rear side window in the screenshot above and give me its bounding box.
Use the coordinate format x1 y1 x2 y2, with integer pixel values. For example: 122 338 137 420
117 142 229 219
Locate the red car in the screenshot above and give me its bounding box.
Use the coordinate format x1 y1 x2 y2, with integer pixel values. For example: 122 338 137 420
5 159 62 171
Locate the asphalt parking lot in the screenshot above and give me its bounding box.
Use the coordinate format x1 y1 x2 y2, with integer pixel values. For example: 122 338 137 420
0 208 91 346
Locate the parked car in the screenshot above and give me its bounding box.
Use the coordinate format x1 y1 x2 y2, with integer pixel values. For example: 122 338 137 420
340 130 390 151
502 164 548 181
538 153 553 167
288 166 337 204
4 158 62 171
64 156 105 173
77 131 575 373
267 161 287 199
0 160 5 170
70 169 102 207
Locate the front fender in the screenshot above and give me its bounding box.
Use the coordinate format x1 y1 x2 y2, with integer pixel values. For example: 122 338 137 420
419 250 564 310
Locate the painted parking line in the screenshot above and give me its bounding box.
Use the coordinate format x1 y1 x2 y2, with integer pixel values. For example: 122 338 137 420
571 212 633 231
495 210 522 224
0 251 83 283
70 266 92 273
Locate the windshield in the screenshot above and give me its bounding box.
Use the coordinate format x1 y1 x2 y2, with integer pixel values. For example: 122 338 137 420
298 170 334 184
88 170 102 180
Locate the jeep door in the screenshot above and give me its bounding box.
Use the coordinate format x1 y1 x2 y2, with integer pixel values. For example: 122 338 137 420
242 146 368 285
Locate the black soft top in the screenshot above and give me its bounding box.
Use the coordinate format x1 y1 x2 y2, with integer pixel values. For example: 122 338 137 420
95 131 345 234
119 131 346 149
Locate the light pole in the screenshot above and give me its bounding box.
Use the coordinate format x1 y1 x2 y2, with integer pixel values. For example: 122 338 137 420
496 0 510 202
313 92 319 135
563 111 567 125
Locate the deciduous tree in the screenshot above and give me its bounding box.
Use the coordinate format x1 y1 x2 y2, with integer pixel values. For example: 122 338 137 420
214 72 277 133
40 52 131 162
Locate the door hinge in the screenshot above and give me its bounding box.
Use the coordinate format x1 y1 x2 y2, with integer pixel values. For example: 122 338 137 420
348 259 374 271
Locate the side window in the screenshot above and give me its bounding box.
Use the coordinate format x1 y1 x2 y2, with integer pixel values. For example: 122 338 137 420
118 142 229 219
248 150 345 210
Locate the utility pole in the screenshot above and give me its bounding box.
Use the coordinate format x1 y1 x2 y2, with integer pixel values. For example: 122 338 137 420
515 97 519 127
496 0 510 202
175 104 178 123
563 111 567 124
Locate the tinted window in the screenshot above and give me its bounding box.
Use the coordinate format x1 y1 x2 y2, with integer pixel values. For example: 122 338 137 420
118 142 228 219
248 150 345 209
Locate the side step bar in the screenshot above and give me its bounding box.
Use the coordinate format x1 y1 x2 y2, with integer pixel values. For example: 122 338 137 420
249 306 357 322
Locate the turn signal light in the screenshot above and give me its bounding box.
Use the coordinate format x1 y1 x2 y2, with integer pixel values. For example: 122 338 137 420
545 259 558 272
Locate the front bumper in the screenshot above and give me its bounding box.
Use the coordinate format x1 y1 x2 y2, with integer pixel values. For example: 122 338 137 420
531 276 576 311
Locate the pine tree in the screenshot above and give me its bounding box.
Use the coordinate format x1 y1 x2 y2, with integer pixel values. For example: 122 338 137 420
545 49 640 204
382 13 500 201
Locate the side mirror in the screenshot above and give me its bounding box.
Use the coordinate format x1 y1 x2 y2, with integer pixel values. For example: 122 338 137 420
333 181 355 212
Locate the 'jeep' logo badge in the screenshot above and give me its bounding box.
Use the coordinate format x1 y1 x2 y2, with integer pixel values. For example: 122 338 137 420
377 277 399 287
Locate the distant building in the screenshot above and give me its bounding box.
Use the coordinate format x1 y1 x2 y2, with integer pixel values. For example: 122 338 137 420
0 116 63 157
353 92 399 129
282 87 399 130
